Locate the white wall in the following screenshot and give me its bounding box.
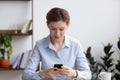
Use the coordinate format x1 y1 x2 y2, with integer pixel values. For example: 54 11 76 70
0 1 32 80
0 0 120 80
33 0 120 59
0 1 32 62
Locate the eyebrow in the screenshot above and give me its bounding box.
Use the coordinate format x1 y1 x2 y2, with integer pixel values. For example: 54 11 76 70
50 26 65 28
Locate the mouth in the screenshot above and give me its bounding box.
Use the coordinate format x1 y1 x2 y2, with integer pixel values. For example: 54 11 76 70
55 36 60 39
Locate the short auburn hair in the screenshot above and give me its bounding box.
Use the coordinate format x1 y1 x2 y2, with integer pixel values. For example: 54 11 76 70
46 7 70 25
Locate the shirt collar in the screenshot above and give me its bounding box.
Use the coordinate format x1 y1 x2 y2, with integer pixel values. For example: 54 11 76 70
62 34 70 48
45 34 70 49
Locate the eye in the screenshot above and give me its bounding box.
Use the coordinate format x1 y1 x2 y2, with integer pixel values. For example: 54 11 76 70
60 28 64 31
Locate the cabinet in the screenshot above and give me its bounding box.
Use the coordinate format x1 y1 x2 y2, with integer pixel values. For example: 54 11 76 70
0 0 33 70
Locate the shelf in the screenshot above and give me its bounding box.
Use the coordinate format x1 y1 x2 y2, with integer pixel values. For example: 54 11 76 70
0 68 24 71
0 0 33 73
0 30 32 36
0 65 24 71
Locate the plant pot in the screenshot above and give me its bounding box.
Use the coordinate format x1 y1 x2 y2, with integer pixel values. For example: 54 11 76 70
0 59 10 68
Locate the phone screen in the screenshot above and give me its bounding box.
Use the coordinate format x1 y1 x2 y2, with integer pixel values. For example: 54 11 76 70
54 64 63 69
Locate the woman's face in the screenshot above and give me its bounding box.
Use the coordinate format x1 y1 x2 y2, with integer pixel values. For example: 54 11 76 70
48 21 68 42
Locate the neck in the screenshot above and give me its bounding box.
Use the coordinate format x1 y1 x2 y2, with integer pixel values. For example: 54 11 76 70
50 36 65 51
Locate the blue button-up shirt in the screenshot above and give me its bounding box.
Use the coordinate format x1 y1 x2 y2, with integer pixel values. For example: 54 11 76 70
22 35 91 80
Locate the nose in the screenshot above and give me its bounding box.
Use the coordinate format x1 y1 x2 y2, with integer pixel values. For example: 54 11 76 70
56 30 60 36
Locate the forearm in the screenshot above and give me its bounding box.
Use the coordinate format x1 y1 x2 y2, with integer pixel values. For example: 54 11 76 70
77 70 91 80
22 69 41 80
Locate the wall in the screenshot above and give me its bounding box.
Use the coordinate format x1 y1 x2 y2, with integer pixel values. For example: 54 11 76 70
0 1 32 62
0 0 120 80
0 1 32 80
33 0 120 60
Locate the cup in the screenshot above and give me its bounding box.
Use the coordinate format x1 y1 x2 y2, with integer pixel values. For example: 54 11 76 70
98 72 111 80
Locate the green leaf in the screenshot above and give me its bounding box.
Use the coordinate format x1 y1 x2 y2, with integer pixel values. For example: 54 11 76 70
108 51 114 57
114 73 120 79
116 61 120 71
104 43 113 54
0 49 5 58
117 38 120 50
85 47 92 59
99 63 106 71
0 33 12 59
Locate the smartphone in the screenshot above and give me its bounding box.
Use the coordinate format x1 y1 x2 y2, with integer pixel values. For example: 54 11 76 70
54 64 63 69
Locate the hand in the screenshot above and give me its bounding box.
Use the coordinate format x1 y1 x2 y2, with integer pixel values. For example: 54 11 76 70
39 67 59 78
57 66 75 78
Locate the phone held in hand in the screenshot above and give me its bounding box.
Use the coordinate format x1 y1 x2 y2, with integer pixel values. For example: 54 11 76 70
54 64 63 69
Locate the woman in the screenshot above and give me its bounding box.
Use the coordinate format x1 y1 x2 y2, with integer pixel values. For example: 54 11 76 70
22 7 91 80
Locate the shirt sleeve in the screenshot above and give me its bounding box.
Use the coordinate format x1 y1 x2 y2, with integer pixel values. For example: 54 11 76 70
75 42 92 80
22 44 42 80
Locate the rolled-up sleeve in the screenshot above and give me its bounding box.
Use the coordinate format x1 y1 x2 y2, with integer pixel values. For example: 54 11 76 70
75 43 91 80
22 44 42 80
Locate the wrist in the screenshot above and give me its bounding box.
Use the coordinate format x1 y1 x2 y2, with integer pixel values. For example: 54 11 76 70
72 70 78 79
39 70 46 78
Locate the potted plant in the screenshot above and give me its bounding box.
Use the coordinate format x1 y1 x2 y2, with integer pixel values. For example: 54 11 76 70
98 43 115 79
0 33 12 68
85 47 101 80
114 38 120 79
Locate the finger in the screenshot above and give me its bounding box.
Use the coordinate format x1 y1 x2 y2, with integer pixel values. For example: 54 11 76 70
58 69 69 74
61 66 70 70
59 70 73 77
53 67 61 71
51 68 60 74
59 71 70 77
46 68 59 78
49 67 58 72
